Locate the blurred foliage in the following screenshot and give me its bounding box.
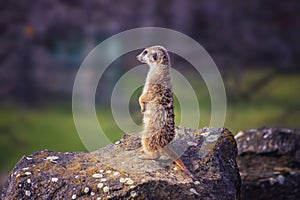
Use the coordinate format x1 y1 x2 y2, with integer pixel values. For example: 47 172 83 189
1 0 300 105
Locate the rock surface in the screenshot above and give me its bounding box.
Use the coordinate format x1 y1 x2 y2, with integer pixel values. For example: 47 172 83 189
2 127 241 199
236 127 300 200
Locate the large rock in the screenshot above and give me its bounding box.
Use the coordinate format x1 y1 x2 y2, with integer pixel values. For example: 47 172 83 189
2 127 241 199
236 127 300 200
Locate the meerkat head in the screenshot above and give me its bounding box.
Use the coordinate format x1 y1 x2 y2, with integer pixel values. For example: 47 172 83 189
137 45 170 67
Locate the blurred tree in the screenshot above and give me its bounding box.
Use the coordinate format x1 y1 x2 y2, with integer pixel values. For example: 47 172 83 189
0 0 299 104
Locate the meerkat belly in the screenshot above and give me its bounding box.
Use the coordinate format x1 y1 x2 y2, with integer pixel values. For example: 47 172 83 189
143 84 175 151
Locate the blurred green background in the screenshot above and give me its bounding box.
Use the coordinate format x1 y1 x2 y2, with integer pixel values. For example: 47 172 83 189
0 0 299 189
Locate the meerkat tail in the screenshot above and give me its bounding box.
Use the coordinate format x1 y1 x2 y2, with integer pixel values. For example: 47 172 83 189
174 158 194 179
164 146 194 178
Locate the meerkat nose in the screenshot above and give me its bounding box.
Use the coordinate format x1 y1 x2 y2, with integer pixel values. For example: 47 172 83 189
137 54 143 62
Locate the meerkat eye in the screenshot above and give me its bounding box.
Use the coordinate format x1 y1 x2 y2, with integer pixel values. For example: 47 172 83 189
142 50 148 55
163 56 167 61
152 53 158 61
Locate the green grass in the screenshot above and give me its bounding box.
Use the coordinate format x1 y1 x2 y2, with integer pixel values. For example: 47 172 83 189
0 106 85 171
0 71 299 174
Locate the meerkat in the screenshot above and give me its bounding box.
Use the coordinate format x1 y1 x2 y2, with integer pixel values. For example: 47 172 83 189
137 45 193 178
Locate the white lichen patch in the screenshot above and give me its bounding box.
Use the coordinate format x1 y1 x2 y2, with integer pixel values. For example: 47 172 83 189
113 171 120 176
141 179 146 182
187 141 197 146
120 178 126 183
51 177 58 182
277 175 285 184
194 181 200 185
130 191 137 197
234 131 245 139
290 171 296 175
114 141 120 145
106 170 112 174
96 198 102 200
22 167 29 171
25 190 31 196
120 177 134 185
24 172 32 176
75 175 79 179
100 178 107 182
190 188 199 195
71 194 77 199
84 187 90 193
26 157 33 160
97 183 104 189
46 156 59 161
27 179 31 184
205 134 219 143
103 186 109 193
91 192 95 196
262 145 267 150
92 173 103 178
129 185 135 189
200 131 210 137
126 178 134 185
173 167 178 171
99 170 104 173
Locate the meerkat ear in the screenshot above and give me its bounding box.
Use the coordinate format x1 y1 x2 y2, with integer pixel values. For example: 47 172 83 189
152 52 158 61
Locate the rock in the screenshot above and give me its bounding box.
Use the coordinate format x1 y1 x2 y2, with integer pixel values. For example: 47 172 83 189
1 127 241 199
236 127 300 200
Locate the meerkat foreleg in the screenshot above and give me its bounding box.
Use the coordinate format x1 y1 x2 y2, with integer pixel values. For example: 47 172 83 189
139 94 147 113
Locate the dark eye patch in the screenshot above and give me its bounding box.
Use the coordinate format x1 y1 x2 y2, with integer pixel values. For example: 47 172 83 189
152 52 158 61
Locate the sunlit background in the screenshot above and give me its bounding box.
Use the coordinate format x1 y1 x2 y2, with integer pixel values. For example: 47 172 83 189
0 0 299 189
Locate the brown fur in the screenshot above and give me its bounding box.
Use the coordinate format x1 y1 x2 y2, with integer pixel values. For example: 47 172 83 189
137 46 194 178
137 46 174 158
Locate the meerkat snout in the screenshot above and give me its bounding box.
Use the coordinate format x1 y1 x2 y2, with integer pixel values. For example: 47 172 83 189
136 49 148 63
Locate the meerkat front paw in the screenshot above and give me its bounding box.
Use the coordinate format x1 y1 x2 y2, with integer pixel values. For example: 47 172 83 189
139 95 147 113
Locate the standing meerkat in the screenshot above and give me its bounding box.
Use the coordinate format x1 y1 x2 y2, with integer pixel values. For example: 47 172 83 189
137 45 193 178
